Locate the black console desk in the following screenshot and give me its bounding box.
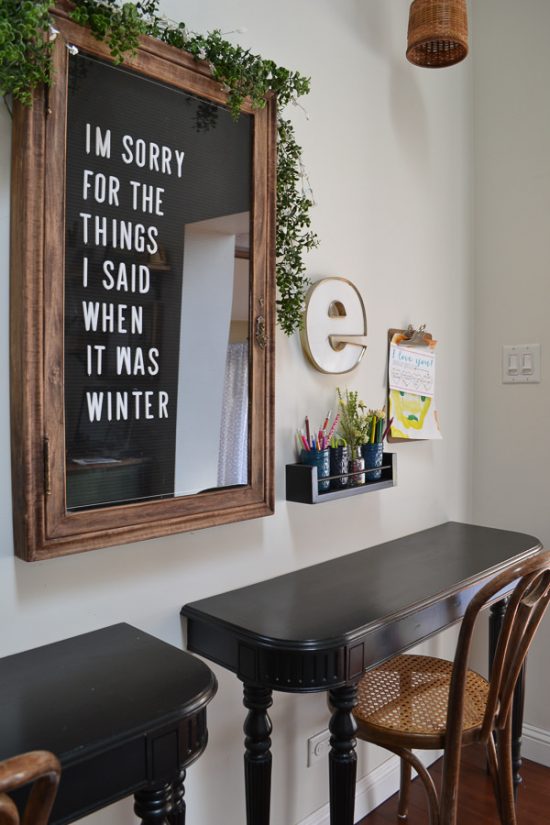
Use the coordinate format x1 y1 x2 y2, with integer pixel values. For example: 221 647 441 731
0 623 217 824
181 521 541 825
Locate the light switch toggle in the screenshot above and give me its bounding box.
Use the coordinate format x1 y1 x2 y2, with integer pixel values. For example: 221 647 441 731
521 352 533 374
508 354 519 374
502 344 541 384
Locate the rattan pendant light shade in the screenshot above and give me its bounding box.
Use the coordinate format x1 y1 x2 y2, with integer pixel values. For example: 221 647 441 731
407 0 468 68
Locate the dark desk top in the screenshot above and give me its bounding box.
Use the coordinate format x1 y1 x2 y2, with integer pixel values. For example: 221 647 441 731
0 623 216 766
181 522 541 691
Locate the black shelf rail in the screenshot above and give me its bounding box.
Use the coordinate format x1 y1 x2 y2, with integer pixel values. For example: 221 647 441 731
285 452 397 504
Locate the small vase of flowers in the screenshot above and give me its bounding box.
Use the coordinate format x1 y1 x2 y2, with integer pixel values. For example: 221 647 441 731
336 388 368 486
336 388 386 484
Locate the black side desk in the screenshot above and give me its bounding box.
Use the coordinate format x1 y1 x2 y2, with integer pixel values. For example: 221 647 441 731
181 521 542 825
0 623 217 824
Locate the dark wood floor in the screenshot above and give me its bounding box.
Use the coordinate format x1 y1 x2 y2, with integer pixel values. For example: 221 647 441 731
358 744 550 824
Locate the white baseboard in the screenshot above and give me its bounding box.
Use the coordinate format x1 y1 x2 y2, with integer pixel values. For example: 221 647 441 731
522 724 550 768
297 750 442 825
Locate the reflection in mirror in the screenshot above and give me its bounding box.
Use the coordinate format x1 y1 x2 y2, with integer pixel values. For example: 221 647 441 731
175 212 250 497
64 52 252 510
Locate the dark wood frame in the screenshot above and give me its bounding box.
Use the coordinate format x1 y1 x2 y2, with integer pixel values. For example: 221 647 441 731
10 4 276 561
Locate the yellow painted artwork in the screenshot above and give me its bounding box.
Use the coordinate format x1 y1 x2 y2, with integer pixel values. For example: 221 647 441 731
389 389 441 439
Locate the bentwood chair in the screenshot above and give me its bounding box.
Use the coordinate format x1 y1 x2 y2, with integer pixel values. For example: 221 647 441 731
352 551 550 825
0 751 61 825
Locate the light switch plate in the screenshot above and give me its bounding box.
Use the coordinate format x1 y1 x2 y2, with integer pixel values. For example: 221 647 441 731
502 344 541 384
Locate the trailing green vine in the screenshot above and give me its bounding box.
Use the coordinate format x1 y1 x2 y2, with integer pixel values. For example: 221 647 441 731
0 0 318 335
0 1 53 106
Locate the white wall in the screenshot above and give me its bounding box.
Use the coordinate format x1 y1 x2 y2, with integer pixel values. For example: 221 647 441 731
0 2 474 824
472 0 550 744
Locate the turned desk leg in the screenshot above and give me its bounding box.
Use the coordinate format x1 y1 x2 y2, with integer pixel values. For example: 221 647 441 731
134 781 174 825
134 770 186 825
328 683 359 825
243 683 273 825
489 598 526 797
168 769 186 825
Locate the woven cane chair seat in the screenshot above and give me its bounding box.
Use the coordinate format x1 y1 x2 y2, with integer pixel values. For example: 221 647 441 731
354 654 489 739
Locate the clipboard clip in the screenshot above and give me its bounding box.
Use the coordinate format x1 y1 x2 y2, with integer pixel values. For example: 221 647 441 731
401 324 430 347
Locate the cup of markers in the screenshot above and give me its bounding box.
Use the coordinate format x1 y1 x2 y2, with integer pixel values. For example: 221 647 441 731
297 411 341 494
329 438 349 489
300 447 330 492
361 414 392 481
361 443 383 481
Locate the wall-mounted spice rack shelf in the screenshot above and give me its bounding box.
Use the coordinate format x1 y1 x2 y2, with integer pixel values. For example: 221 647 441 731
285 452 397 504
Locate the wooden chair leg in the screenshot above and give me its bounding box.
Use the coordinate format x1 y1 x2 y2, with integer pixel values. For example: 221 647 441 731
485 736 504 823
397 759 411 820
496 719 518 825
385 746 439 825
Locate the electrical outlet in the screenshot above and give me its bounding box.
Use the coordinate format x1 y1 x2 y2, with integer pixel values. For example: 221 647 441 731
307 729 331 767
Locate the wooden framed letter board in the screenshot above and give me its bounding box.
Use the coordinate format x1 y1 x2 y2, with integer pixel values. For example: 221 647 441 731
10 4 275 560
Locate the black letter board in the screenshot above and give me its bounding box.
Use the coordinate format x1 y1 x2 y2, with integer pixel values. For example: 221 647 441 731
64 53 251 510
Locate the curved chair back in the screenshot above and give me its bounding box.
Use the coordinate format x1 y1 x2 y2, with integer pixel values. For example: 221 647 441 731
440 550 550 823
0 751 61 825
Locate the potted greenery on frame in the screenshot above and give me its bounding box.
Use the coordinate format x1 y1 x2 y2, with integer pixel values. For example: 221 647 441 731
0 0 317 336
